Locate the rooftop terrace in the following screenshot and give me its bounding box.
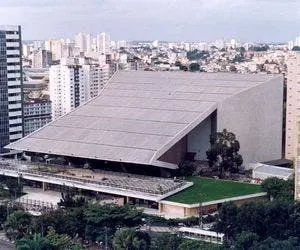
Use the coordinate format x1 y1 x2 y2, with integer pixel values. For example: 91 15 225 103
165 177 262 204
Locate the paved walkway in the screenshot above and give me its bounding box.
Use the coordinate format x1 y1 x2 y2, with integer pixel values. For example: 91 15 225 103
21 187 61 204
0 231 14 250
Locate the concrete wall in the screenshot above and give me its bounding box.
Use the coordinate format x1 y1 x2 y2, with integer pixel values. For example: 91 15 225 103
187 115 212 160
217 76 283 168
160 203 185 217
158 136 187 165
159 195 267 218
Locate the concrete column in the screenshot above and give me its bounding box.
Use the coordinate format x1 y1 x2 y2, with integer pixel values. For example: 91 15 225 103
42 182 47 191
158 203 163 213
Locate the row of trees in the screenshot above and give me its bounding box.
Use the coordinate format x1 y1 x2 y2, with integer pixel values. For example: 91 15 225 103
2 175 296 249
5 202 143 248
214 177 297 249
6 201 219 250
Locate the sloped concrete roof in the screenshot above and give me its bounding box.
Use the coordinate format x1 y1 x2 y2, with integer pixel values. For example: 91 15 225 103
7 71 280 169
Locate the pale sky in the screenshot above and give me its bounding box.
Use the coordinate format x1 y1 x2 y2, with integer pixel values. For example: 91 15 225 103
0 0 299 42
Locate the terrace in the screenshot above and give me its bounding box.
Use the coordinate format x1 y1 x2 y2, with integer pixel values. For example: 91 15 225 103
165 177 263 204
0 158 192 202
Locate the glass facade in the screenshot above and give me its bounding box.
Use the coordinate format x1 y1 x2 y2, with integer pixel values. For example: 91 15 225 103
0 30 9 152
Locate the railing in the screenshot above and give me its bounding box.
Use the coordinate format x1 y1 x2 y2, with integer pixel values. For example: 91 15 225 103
0 160 186 196
15 197 58 212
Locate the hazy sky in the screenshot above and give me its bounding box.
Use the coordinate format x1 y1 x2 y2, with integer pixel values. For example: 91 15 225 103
0 0 299 42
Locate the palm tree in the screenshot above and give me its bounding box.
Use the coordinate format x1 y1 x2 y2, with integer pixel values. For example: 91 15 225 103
113 228 150 250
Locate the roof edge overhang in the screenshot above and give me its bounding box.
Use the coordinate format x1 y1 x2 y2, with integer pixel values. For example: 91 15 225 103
3 146 179 170
150 104 217 165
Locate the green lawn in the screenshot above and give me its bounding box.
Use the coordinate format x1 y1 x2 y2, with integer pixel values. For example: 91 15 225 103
165 177 262 204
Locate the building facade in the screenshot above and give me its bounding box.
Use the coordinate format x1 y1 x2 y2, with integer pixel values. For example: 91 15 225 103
97 33 111 54
50 63 87 120
285 52 300 160
23 100 52 135
50 57 111 120
0 25 23 153
32 49 52 68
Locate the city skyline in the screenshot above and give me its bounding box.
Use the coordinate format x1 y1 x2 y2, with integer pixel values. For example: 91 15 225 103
1 0 300 42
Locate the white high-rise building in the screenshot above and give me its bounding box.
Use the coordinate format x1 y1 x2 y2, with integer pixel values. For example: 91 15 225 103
97 32 111 54
296 37 300 47
75 32 92 53
45 39 63 60
50 63 87 120
86 33 92 53
0 25 23 152
49 58 110 120
22 44 30 58
288 41 294 50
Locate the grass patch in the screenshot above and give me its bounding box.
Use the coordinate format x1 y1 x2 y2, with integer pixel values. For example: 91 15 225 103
166 177 262 204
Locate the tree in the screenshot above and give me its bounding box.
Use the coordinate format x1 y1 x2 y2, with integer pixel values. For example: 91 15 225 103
187 50 209 61
253 237 297 250
0 176 23 198
174 61 182 67
214 202 238 239
179 65 188 71
206 129 243 177
84 203 143 245
178 239 221 250
45 227 83 250
234 231 259 250
261 177 294 201
214 200 300 246
150 233 183 250
113 228 151 250
34 208 83 238
176 161 196 177
229 65 237 72
15 234 52 250
189 63 200 72
58 188 87 208
5 210 33 240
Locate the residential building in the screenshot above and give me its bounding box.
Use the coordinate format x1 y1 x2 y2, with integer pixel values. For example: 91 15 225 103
23 100 52 135
74 32 91 53
97 33 111 54
49 62 87 120
82 63 109 98
0 25 23 153
32 49 52 68
45 39 62 60
22 44 30 58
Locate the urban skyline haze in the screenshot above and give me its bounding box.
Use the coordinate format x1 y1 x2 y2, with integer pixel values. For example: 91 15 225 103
0 0 299 42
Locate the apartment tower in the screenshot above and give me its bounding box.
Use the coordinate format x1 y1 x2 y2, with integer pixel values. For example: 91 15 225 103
0 25 23 153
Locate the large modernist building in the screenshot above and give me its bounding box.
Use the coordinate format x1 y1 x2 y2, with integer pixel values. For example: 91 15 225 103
7 71 283 170
0 25 23 153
